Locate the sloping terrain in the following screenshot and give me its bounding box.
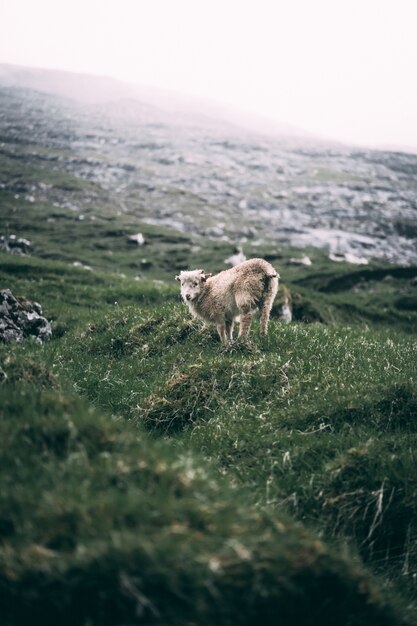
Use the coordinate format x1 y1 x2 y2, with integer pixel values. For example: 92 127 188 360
1 71 417 266
0 78 417 624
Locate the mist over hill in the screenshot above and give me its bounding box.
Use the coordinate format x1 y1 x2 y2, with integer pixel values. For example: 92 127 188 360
1 63 417 266
0 63 308 136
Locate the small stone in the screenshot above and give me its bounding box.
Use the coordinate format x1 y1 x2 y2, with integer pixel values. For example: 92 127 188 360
0 289 52 343
127 233 145 245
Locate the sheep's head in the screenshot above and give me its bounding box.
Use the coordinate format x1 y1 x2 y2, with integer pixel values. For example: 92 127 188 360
175 269 212 303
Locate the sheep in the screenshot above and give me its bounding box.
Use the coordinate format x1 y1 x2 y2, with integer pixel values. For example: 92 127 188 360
175 258 279 344
224 246 246 267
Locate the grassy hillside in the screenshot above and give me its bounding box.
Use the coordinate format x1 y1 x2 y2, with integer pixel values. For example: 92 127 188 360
1 84 417 624
1 249 417 625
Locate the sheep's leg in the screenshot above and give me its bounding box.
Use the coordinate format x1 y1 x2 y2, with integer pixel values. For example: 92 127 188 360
216 322 229 344
225 319 235 342
238 310 253 338
260 301 273 335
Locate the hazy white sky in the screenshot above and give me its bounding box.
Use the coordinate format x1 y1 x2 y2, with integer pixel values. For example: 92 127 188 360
1 0 417 148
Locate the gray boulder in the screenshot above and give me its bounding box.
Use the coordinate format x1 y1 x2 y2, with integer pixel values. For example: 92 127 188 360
0 289 52 343
0 234 32 255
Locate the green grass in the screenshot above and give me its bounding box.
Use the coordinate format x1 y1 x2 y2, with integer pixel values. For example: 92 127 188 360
1 248 417 624
2 342 410 625
1 98 417 622
59 303 417 579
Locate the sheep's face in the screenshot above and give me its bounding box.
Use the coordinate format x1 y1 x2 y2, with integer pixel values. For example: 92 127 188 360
175 270 211 303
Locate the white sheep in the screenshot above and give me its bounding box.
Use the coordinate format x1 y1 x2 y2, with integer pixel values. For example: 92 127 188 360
176 258 279 344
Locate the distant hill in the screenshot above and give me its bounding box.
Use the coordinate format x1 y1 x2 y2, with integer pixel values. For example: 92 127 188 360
0 62 311 137
0 63 145 103
1 78 416 265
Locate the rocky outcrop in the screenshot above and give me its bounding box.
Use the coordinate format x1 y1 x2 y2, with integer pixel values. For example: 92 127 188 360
0 289 52 343
0 234 32 255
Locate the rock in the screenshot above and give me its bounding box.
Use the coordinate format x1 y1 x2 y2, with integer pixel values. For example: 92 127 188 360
344 252 369 265
127 233 145 245
329 252 369 265
0 234 31 255
238 226 257 240
0 289 52 343
289 255 312 266
72 261 93 271
328 252 346 263
204 226 225 237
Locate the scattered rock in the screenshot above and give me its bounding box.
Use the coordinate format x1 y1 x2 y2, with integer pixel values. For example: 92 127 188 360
0 289 52 343
0 234 31 255
328 253 347 263
204 226 225 237
240 226 257 239
329 252 369 265
289 255 312 266
344 252 369 265
127 233 145 245
72 261 93 271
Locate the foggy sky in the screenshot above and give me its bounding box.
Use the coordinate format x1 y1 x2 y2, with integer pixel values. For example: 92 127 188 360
1 0 416 150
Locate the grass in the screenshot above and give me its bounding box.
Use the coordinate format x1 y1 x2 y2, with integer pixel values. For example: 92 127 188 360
3 314 417 624
1 219 417 624
2 342 409 626
1 84 417 623
12 275 410 619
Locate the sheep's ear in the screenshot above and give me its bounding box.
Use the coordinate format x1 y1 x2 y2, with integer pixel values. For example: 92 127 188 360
201 273 212 282
175 275 181 282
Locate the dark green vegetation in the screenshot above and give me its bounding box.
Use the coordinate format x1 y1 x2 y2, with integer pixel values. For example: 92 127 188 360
1 248 417 625
1 83 417 624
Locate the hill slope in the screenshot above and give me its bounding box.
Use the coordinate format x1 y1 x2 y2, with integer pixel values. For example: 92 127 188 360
0 79 417 624
1 71 417 265
1 258 416 625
